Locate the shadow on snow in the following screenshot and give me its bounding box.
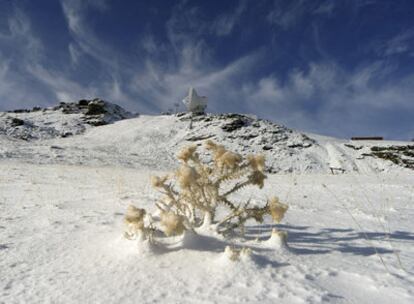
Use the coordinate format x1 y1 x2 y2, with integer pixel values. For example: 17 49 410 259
245 224 414 256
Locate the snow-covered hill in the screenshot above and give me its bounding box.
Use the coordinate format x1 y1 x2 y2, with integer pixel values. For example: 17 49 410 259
0 98 136 140
0 101 413 173
0 100 413 303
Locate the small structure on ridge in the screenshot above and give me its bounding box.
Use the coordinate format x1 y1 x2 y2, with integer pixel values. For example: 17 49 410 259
182 87 208 114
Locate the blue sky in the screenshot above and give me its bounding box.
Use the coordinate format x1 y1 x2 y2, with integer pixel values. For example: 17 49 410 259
0 0 413 140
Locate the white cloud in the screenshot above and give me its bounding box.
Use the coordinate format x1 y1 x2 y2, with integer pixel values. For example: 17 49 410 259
0 55 51 110
0 7 43 61
1 2 134 110
60 0 118 69
267 0 307 30
27 65 97 101
383 30 414 56
122 1 264 113
166 4 205 50
1 1 412 140
0 8 52 110
127 1 265 113
54 1 414 139
68 42 82 66
267 0 336 31
241 61 414 139
211 1 246 36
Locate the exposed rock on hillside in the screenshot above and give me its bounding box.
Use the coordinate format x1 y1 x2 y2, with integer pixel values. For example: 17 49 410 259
360 145 414 169
180 113 314 148
177 113 316 173
0 99 136 140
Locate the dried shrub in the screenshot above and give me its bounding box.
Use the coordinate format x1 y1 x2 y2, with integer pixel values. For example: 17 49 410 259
124 140 288 240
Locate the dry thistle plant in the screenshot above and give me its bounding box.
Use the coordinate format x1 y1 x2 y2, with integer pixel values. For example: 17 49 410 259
123 205 146 239
124 140 288 240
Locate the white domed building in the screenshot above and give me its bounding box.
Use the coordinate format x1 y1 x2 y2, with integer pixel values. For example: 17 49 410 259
182 87 208 114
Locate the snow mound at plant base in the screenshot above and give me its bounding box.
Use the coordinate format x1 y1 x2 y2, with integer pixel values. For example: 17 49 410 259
0 108 413 173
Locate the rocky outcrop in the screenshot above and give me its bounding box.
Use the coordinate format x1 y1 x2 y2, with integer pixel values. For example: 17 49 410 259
179 113 315 152
0 98 137 140
52 98 136 126
177 112 316 173
368 145 414 169
10 118 25 127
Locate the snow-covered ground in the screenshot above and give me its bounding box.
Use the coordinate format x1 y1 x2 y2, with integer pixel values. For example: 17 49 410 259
1 107 413 303
1 162 413 303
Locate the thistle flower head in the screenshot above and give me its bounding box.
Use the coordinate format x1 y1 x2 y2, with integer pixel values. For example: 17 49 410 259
124 205 146 232
125 205 146 222
249 170 267 188
151 175 169 188
205 140 226 161
268 197 288 223
247 154 266 172
177 145 197 163
160 211 186 236
204 140 217 150
217 151 242 170
176 165 199 189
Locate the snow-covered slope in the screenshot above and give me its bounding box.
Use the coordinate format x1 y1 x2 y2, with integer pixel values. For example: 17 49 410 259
0 98 136 140
1 102 413 303
1 162 413 303
0 105 412 173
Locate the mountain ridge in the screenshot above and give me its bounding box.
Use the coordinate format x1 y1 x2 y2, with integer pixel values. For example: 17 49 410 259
0 99 413 173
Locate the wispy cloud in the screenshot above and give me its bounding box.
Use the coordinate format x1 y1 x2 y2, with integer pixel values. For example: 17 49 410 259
267 0 337 31
68 42 82 66
128 1 263 113
60 0 117 68
0 7 52 110
0 1 412 140
129 50 262 113
48 0 145 111
27 64 96 102
241 61 414 139
383 29 414 56
211 0 247 36
267 0 308 30
0 54 53 110
0 6 43 62
59 0 261 114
